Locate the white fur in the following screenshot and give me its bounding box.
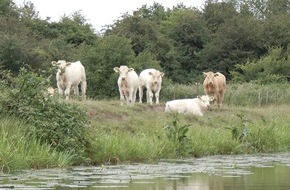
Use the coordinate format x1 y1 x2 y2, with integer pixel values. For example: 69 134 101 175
52 60 86 100
114 65 139 106
139 68 164 105
165 95 214 116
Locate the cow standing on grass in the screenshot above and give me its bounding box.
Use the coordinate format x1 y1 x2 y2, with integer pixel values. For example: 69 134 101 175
139 68 164 105
165 95 214 116
114 65 139 106
51 60 87 100
203 71 226 108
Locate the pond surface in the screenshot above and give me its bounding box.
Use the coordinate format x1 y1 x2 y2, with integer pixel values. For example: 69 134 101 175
1 153 290 190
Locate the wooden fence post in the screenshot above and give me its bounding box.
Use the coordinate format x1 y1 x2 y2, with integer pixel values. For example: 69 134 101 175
258 90 262 106
266 90 269 105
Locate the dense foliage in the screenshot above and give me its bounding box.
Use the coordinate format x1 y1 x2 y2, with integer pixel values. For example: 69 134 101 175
0 0 290 170
0 0 289 99
0 69 94 164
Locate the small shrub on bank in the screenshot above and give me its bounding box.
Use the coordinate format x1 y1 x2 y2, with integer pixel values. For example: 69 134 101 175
0 68 94 164
164 115 191 156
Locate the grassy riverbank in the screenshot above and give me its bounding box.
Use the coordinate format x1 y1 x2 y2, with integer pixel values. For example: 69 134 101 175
1 78 290 171
83 100 290 163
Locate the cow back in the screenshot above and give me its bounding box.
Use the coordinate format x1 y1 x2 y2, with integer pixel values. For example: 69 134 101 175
61 61 86 86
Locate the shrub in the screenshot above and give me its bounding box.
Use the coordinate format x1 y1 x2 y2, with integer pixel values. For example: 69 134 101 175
164 115 191 156
0 68 94 164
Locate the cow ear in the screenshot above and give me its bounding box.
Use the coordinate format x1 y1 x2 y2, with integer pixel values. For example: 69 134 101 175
203 72 208 78
51 61 57 66
214 73 219 77
210 96 215 101
129 68 134 72
160 72 165 77
113 67 119 73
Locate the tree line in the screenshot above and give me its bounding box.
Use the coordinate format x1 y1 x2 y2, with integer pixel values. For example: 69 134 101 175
1 0 290 99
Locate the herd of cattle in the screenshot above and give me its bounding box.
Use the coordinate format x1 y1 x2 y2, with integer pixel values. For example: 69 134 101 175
50 60 227 116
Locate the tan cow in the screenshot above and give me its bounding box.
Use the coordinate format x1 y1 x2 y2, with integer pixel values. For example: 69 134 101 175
203 71 226 107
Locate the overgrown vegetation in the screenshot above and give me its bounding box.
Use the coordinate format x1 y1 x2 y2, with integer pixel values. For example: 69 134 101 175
0 116 72 172
164 115 191 156
0 69 94 164
0 0 290 171
1 0 290 98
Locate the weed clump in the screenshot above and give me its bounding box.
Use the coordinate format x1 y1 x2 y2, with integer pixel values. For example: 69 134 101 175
164 115 191 157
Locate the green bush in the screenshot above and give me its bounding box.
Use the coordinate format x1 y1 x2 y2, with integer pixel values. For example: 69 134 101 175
0 68 94 164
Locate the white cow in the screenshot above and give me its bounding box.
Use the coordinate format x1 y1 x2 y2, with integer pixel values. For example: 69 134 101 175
114 65 139 106
139 68 164 105
165 95 214 116
51 60 87 100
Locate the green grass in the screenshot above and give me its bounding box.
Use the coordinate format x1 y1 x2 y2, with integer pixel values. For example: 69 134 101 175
1 82 290 170
0 116 73 172
80 99 290 164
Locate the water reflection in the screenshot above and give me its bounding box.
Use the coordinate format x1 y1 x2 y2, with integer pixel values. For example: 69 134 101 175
1 153 290 190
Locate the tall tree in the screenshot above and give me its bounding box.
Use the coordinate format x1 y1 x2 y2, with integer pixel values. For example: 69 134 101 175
203 1 239 32
161 7 210 82
198 14 264 78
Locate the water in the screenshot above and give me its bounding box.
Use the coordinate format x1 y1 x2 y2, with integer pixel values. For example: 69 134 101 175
1 153 290 190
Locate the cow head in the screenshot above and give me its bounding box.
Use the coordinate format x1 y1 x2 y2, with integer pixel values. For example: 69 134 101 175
149 70 164 85
114 66 134 81
197 95 215 108
203 71 217 86
51 60 71 75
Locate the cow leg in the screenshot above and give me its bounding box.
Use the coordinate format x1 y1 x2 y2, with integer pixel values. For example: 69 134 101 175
146 90 150 104
81 80 87 100
155 90 160 104
147 86 153 105
139 86 143 103
132 89 137 105
119 88 125 106
128 88 134 106
58 88 64 95
74 85 79 96
216 94 221 107
65 84 72 100
57 82 64 95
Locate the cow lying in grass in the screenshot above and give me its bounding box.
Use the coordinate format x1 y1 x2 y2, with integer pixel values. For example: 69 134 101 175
165 95 214 116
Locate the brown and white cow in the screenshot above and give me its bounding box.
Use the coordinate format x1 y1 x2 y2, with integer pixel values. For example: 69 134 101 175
165 95 214 116
139 68 164 105
203 71 226 107
51 60 87 100
114 65 139 106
